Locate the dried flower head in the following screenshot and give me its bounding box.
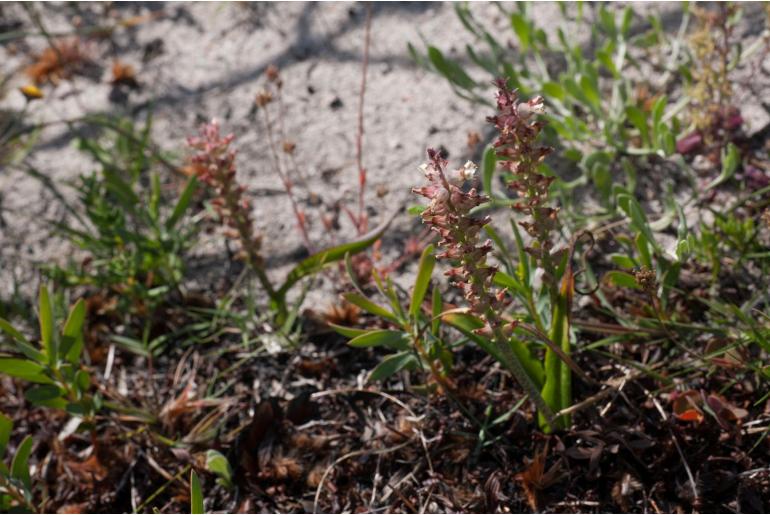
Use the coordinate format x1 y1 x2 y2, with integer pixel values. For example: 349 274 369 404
255 89 273 108
282 140 296 154
688 4 741 141
187 120 263 268
634 267 658 295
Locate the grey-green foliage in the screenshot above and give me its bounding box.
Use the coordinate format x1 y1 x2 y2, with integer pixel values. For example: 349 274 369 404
44 116 198 313
412 2 687 214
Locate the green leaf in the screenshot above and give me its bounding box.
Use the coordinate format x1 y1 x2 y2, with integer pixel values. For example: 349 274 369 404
598 6 617 37
103 168 139 209
511 12 531 51
0 318 28 346
62 299 85 364
409 245 435 319
328 323 368 339
579 74 601 111
481 145 497 196
348 330 409 351
431 286 442 336
617 193 659 253
542 81 566 102
38 286 54 362
11 435 33 491
606 270 642 289
341 293 399 324
24 384 63 404
0 319 46 363
443 312 544 388
190 470 204 514
0 358 52 384
166 176 198 230
0 412 12 460
111 336 151 357
651 95 667 136
205 450 233 489
427 46 476 90
609 254 637 269
368 351 417 382
705 143 740 191
277 215 391 298
625 105 649 147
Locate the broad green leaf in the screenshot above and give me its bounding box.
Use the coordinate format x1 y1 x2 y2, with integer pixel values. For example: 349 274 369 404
348 330 409 351
24 384 63 404
427 46 476 90
341 293 399 324
190 470 204 514
481 145 497 196
409 245 435 319
0 412 11 459
75 370 90 393
328 324 368 339
579 74 601 111
166 176 198 230
205 450 233 489
606 270 642 289
11 435 33 491
542 81 566 102
511 13 531 51
38 286 54 362
635 233 653 268
625 105 649 147
368 351 417 382
609 254 637 269
0 358 52 384
278 216 391 298
62 299 85 364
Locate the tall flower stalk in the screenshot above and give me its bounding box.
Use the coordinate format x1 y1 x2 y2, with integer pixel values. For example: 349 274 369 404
187 121 278 304
413 149 556 426
489 79 575 430
414 79 576 431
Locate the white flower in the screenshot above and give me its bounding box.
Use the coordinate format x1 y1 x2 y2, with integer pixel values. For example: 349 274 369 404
460 161 477 181
518 96 545 118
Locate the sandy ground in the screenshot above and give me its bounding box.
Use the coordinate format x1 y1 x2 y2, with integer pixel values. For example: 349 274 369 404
0 2 513 305
1 2 769 309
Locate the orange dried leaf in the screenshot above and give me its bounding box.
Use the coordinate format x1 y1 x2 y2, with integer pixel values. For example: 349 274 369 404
111 60 140 89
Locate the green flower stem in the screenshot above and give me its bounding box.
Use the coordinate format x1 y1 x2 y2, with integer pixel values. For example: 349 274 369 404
487 311 555 428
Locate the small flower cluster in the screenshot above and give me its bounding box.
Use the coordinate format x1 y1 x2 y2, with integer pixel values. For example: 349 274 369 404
187 121 263 268
413 149 504 315
487 78 556 266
